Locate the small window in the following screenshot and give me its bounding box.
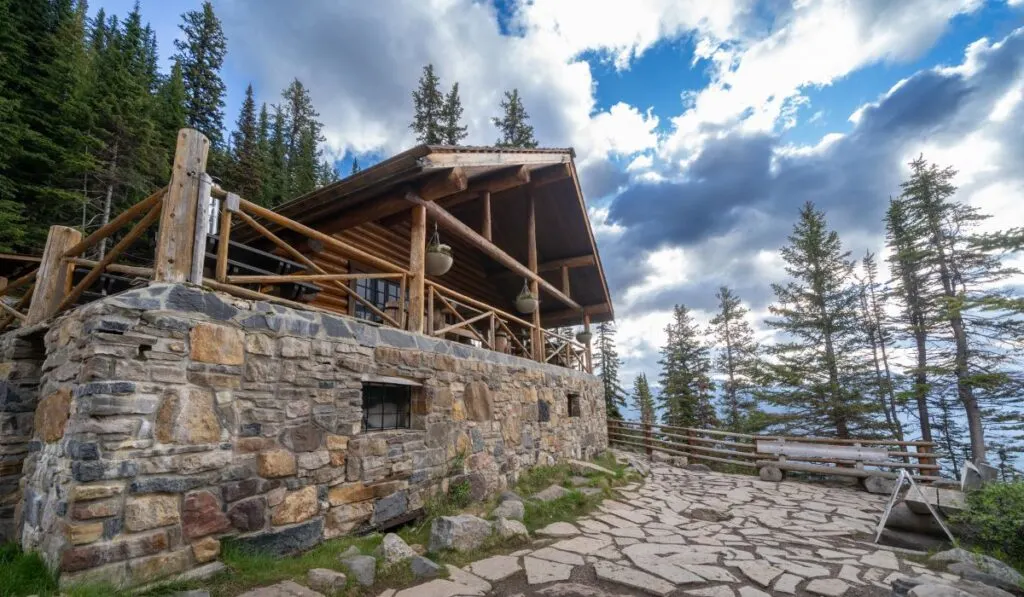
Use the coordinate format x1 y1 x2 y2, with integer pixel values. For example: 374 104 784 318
354 276 401 324
362 383 411 431
568 393 581 418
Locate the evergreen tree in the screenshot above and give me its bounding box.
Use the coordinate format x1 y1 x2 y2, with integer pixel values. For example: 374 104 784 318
492 89 537 148
255 102 272 205
154 60 187 154
658 304 717 429
595 321 627 419
440 82 468 145
317 159 339 187
173 1 226 147
885 198 934 443
761 202 878 437
281 78 323 197
351 157 360 175
263 104 287 206
0 0 29 250
633 373 655 425
410 64 443 144
856 252 904 440
226 83 262 202
708 287 762 432
898 157 1022 463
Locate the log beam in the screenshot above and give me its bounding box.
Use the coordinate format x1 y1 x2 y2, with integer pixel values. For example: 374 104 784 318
403 194 581 312
26 226 82 325
489 253 595 280
481 191 492 242
543 303 611 326
528 191 543 362
320 168 467 234
437 165 530 210
529 163 571 187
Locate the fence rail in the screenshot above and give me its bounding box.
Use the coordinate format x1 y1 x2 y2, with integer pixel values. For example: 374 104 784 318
607 419 941 481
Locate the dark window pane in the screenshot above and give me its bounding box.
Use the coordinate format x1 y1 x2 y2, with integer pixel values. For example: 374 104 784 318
361 383 411 431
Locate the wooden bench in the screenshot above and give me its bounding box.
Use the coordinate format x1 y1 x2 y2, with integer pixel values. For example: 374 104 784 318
755 439 928 480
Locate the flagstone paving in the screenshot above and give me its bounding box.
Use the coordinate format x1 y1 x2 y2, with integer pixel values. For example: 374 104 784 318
241 455 961 597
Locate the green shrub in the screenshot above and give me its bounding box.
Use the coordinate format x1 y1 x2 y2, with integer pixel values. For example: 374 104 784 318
951 480 1024 565
447 479 472 509
0 543 59 597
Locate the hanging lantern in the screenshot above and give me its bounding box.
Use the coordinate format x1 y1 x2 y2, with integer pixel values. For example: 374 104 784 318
425 223 453 276
515 279 539 314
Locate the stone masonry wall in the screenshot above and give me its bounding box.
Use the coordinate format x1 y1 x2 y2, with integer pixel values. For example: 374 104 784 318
8 283 606 586
0 327 45 541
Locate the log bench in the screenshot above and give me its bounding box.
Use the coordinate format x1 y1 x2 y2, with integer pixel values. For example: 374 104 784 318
755 439 941 482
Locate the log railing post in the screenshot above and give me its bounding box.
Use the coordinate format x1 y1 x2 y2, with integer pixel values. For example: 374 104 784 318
481 190 492 242
583 313 593 373
26 226 82 325
644 419 653 461
407 204 426 333
154 128 210 283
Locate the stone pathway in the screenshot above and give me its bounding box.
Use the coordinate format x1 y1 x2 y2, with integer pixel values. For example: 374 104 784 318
241 458 966 597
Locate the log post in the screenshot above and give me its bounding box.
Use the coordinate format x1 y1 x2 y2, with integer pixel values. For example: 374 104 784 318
407 204 427 333
26 226 82 325
527 192 544 362
583 313 593 373
0 278 6 293
154 128 210 283
644 419 653 461
481 191 492 241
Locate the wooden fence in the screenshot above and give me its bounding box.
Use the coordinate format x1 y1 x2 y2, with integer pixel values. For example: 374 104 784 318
607 419 942 482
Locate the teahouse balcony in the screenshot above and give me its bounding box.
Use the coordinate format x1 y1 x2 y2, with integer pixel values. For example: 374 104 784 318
0 130 614 373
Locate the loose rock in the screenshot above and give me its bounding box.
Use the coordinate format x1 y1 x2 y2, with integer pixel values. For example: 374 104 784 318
533 485 571 502
378 533 417 565
494 517 529 540
307 568 347 593
410 555 441 579
340 554 376 587
428 514 492 552
491 500 525 521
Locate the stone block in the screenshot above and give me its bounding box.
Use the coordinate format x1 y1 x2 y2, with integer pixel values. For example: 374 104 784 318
61 530 168 572
183 490 230 539
155 387 221 445
128 548 191 584
906 486 966 516
259 449 297 478
67 521 104 545
329 482 374 505
234 517 323 557
73 497 121 520
229 497 267 532
280 424 323 452
34 386 72 442
191 536 221 563
372 490 408 526
70 483 124 502
272 485 318 525
464 382 492 421
125 494 180 531
280 338 311 358
428 514 492 552
297 450 329 470
308 568 347 593
190 323 244 365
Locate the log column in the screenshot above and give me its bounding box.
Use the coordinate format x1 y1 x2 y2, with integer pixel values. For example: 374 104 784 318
528 192 544 362
407 203 427 334
26 226 82 325
154 128 210 283
583 313 593 373
481 191 492 242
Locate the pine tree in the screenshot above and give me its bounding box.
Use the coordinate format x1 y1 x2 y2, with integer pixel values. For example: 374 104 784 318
226 84 262 202
633 373 655 425
281 79 324 197
350 157 360 175
317 159 338 187
856 252 904 440
263 104 287 206
595 321 627 419
492 89 537 148
155 60 187 154
440 82 468 145
255 103 271 205
898 157 1022 463
658 304 717 429
410 64 443 144
761 202 878 437
173 1 226 147
708 287 762 432
885 198 934 443
0 0 29 250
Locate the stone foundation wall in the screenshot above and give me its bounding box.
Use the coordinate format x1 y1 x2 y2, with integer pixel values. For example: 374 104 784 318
6 283 606 586
0 327 44 542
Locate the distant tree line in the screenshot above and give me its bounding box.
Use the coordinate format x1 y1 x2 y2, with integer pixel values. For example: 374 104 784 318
0 0 341 256
598 158 1024 477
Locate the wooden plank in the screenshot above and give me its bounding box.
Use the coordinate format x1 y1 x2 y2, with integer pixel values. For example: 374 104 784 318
155 129 210 282
530 163 572 187
404 194 581 311
407 204 426 333
215 195 234 282
228 273 402 284
26 226 82 324
64 187 165 258
481 191 492 241
190 173 213 285
68 259 153 278
58 204 161 313
435 165 530 211
434 310 492 337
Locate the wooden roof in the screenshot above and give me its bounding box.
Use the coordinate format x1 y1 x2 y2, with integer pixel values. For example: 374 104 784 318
264 145 614 325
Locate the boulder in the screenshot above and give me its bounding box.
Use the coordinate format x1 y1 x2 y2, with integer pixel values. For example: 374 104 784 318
498 490 523 504
532 485 571 502
493 517 529 540
307 568 347 593
670 456 689 468
878 528 949 552
905 487 967 516
931 549 1024 595
759 466 784 482
886 503 950 538
377 533 417 565
491 500 525 521
410 555 441 579
340 554 376 587
908 584 973 597
863 475 896 495
428 514 493 552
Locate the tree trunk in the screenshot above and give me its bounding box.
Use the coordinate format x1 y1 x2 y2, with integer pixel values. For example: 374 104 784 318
99 142 119 259
912 327 932 442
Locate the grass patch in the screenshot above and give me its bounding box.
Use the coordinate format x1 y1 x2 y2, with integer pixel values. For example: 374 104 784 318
1 543 58 597
515 463 575 495
522 490 604 533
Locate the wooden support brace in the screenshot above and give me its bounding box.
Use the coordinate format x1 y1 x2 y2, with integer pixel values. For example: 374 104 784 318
26 226 82 325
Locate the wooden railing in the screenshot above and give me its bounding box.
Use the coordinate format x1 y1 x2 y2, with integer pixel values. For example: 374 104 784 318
0 128 595 374
607 419 941 481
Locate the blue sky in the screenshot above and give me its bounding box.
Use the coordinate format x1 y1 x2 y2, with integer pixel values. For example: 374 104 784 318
93 1 1024 440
